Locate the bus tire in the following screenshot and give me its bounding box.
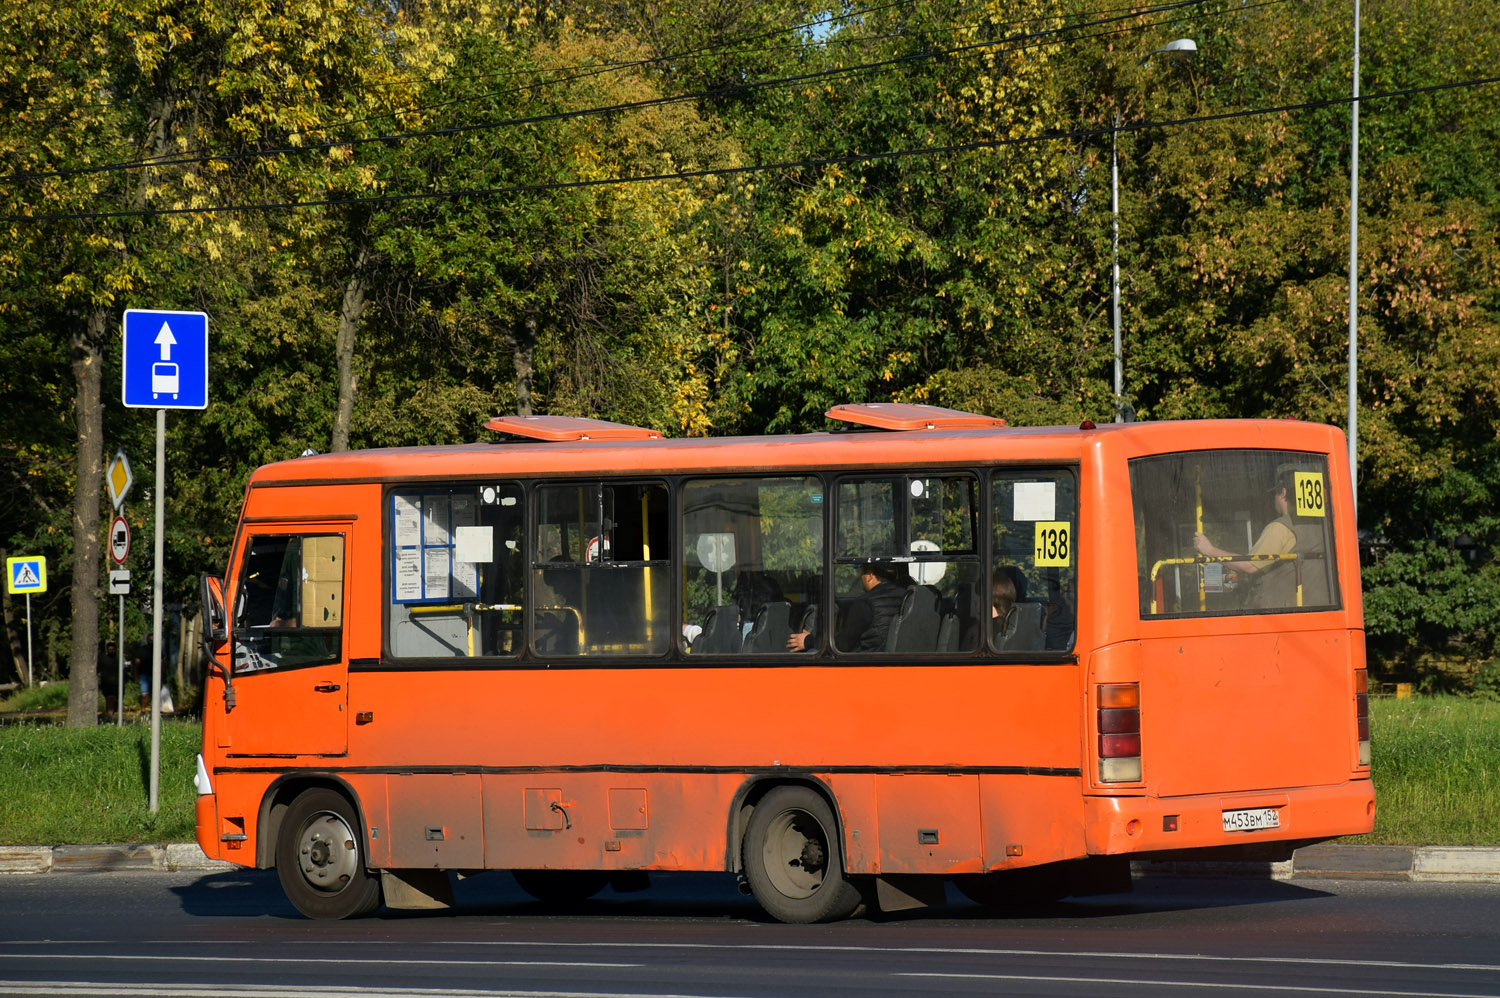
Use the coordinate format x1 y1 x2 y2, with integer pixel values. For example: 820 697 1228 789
742 785 862 923
275 788 383 920
511 870 610 904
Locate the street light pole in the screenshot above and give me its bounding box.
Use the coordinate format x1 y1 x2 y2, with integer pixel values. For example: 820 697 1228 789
1112 38 1197 423
1347 0 1361 512
1112 113 1122 422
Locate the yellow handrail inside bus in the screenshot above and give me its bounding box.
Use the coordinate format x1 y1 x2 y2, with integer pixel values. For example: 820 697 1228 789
1147 553 1323 613
1194 472 1205 609
642 491 653 647
409 602 524 656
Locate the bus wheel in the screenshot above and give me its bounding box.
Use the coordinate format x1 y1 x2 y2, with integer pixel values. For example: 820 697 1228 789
511 870 610 904
742 786 862 923
275 788 383 920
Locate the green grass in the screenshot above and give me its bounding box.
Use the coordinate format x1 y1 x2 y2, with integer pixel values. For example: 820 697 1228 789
0 682 74 713
0 720 199 845
1356 695 1500 846
0 696 1496 847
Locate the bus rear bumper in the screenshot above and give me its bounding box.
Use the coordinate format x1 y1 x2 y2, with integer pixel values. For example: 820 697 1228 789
1083 779 1375 858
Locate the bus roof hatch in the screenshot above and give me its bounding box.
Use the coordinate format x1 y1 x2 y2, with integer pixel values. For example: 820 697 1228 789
484 415 662 442
825 403 1005 431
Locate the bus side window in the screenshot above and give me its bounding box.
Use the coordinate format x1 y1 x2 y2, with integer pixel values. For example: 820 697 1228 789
386 485 525 659
990 472 1078 653
680 477 824 655
533 482 670 657
233 534 342 672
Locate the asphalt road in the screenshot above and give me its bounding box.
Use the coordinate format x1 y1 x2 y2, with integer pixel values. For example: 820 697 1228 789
3 870 1499 997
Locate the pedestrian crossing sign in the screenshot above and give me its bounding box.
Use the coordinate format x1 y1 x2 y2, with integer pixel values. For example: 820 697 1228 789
6 556 46 595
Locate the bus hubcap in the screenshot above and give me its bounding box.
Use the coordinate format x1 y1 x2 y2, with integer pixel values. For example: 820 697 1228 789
297 811 358 890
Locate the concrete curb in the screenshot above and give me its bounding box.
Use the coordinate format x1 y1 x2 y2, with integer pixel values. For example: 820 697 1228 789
0 843 236 874
3 843 1498 881
1135 843 1500 883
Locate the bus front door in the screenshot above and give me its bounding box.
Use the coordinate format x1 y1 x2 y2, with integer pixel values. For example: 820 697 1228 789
223 529 351 758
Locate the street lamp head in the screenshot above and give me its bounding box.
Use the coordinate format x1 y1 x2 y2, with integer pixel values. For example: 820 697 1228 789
1152 37 1198 59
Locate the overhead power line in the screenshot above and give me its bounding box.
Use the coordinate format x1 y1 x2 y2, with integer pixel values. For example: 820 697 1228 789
6 75 1497 225
7 0 933 114
0 0 1216 186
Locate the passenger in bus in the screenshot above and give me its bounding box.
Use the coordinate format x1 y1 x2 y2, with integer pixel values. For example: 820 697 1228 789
787 559 905 653
1192 472 1308 608
1043 571 1076 649
989 572 1017 642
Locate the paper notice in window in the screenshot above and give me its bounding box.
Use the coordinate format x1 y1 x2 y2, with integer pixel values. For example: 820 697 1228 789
455 526 493 564
452 560 479 599
452 525 489 600
393 495 421 547
1013 481 1056 522
424 497 450 547
423 547 450 600
394 548 422 601
451 496 477 529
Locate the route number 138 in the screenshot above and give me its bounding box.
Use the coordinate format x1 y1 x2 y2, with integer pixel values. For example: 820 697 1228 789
1034 521 1071 567
1293 472 1327 518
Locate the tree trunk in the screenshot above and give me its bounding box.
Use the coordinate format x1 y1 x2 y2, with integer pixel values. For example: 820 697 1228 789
514 313 536 417
330 242 370 453
65 306 108 727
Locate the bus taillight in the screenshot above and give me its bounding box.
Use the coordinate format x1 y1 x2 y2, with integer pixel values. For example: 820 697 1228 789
1098 683 1142 782
1355 669 1370 767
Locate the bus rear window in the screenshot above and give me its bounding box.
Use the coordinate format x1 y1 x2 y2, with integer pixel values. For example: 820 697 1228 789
1131 450 1339 617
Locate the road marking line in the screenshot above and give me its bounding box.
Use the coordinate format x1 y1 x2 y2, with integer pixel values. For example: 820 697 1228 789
0 988 724 998
8 940 1500 977
899 973 1497 998
429 936 1500 966
1 956 634 969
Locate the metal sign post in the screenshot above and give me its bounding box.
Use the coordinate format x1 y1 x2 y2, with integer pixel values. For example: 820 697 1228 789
123 309 208 813
5 556 47 686
108 505 131 726
107 450 135 723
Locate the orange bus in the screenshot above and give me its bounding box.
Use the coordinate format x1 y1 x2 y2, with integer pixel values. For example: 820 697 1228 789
194 403 1374 922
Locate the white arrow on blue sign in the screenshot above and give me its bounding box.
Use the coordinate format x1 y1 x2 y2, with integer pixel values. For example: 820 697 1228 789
122 309 209 410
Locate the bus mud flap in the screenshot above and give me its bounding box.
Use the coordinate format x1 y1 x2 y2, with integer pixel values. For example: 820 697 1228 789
381 869 456 909
874 874 946 912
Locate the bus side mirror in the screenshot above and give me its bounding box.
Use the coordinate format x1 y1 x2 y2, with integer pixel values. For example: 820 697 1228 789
200 574 228 645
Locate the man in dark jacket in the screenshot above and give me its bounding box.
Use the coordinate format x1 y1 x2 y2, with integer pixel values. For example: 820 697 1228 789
786 559 906 653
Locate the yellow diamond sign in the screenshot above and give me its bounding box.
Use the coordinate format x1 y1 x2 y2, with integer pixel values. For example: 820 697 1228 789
106 450 133 509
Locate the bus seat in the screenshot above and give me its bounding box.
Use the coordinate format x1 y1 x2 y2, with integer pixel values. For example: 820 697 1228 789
795 603 819 649
944 581 980 651
936 611 957 651
996 601 1046 651
887 585 942 652
744 601 791 654
696 605 743 654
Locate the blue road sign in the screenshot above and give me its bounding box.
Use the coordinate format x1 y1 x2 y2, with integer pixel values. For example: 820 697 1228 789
6 556 46 595
122 309 209 409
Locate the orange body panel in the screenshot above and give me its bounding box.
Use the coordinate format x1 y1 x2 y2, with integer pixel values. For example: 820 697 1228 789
196 419 1373 882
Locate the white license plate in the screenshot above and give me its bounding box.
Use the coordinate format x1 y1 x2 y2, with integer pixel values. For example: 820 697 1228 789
1222 807 1281 832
